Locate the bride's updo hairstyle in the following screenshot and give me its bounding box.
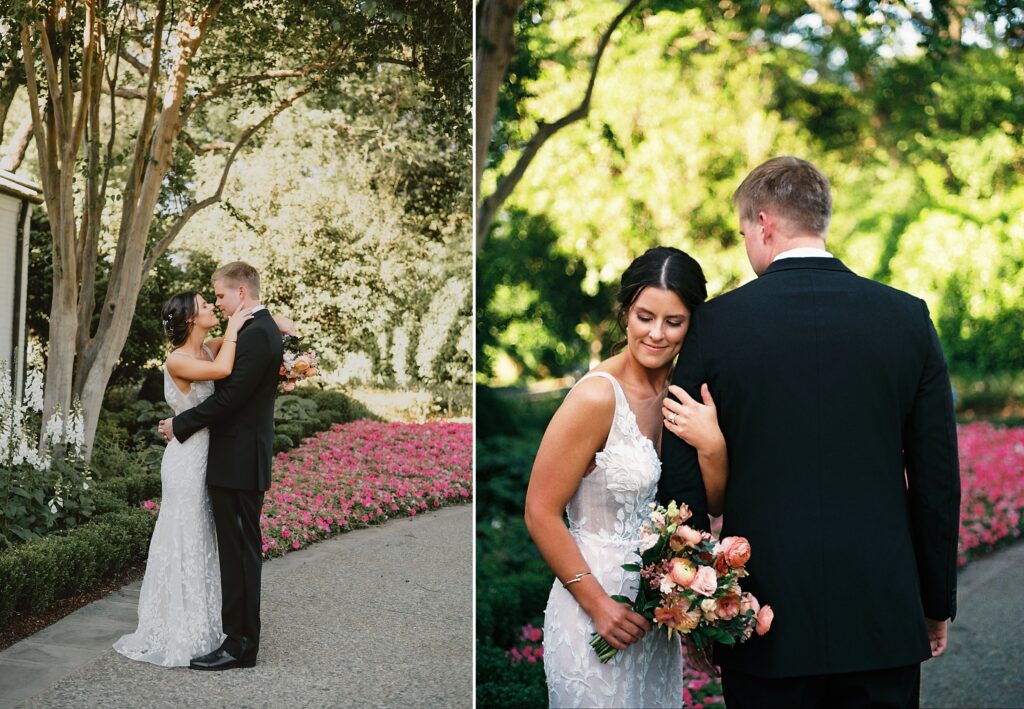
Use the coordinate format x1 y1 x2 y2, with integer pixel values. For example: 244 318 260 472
161 291 199 348
613 247 707 352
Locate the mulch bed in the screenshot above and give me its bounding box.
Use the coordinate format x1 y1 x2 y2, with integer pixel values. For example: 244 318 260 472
0 565 145 653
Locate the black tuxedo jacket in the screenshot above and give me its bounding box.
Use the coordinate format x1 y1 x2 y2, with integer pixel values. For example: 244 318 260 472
172 309 283 491
659 257 960 678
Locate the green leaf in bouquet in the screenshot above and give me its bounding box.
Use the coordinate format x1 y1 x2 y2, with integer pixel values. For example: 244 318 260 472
610 594 633 604
621 563 641 572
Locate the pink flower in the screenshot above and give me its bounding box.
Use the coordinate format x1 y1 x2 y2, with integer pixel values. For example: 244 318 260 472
756 605 774 635
715 593 741 620
690 566 718 597
521 625 543 643
739 592 760 616
143 501 155 510
671 524 705 551
719 536 752 568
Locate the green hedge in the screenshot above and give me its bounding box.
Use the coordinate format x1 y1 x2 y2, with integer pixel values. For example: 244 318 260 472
476 644 547 709
0 507 155 628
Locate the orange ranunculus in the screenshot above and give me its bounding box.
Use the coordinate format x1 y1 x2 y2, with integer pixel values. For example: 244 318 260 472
669 558 697 587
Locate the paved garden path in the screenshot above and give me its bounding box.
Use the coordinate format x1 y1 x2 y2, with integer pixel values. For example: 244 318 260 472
921 539 1024 708
0 504 472 709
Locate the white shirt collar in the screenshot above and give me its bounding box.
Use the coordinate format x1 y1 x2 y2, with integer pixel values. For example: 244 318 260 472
249 304 266 313
773 247 833 262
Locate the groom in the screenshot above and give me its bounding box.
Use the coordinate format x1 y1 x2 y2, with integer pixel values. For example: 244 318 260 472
660 157 960 707
158 261 283 670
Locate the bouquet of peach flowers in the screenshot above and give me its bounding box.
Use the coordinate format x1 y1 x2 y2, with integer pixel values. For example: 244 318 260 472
279 335 319 392
589 500 773 663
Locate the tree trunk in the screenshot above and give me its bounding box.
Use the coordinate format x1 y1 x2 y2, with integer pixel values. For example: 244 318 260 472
474 0 524 203
0 116 32 172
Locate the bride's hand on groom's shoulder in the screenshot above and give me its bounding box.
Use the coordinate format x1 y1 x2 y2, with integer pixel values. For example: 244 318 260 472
589 595 651 651
663 383 724 452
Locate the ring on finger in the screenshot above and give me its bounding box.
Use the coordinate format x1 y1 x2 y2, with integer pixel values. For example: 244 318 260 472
668 412 676 424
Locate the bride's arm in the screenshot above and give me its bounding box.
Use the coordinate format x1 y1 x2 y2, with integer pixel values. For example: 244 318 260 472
166 308 253 383
206 313 294 357
524 378 652 651
663 383 727 516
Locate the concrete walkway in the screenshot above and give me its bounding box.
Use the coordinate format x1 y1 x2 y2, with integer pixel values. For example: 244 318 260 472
921 539 1024 708
0 505 472 709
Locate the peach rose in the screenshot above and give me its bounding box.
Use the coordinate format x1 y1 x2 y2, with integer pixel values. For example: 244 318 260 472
739 592 760 616
721 536 752 568
756 605 774 635
716 593 741 620
304 367 319 378
279 365 287 376
690 566 718 597
669 558 697 587
293 358 310 373
282 382 296 392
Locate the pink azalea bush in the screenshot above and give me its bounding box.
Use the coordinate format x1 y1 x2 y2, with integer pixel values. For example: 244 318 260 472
956 422 1024 565
506 624 544 665
145 420 471 559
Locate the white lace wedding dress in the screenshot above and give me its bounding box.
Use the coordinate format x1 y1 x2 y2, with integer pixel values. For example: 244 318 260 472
543 371 683 708
113 347 224 667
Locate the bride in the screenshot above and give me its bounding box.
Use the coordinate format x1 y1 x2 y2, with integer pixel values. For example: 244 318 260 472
114 291 290 667
525 247 728 708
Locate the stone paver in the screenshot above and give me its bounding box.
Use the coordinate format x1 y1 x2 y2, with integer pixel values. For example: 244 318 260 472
0 505 472 709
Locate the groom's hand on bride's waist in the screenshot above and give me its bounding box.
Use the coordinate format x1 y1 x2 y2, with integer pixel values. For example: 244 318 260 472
158 417 175 443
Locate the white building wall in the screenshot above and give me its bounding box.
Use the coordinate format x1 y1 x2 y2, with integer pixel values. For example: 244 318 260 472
0 194 19 373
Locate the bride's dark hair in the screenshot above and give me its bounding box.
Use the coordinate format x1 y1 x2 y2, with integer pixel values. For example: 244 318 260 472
612 247 707 353
162 291 199 348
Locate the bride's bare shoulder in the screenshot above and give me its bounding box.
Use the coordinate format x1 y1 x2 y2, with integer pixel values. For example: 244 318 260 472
560 374 615 418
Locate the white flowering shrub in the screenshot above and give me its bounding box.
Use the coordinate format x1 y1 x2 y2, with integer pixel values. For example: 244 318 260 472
0 360 93 548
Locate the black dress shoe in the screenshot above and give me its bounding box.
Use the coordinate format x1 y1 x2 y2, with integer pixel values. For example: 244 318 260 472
189 648 257 671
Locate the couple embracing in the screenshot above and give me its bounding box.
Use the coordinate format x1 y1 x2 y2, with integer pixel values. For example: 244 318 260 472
526 158 961 708
114 262 290 670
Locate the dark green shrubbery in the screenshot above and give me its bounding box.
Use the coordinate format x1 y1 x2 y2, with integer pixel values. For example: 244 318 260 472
0 507 155 627
271 386 381 452
0 380 382 630
476 384 562 703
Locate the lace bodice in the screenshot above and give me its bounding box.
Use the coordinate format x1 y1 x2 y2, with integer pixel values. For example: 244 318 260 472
163 345 215 414
566 371 663 547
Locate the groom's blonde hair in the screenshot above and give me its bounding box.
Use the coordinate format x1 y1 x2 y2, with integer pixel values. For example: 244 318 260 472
212 261 261 299
733 157 832 237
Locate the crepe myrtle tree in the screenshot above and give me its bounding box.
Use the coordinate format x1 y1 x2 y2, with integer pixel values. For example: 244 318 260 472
1 0 469 458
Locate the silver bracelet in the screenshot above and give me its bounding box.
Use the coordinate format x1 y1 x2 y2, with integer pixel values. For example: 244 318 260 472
562 571 592 588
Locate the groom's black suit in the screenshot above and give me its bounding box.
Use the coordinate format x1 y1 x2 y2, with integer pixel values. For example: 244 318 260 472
172 308 283 660
659 258 960 702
